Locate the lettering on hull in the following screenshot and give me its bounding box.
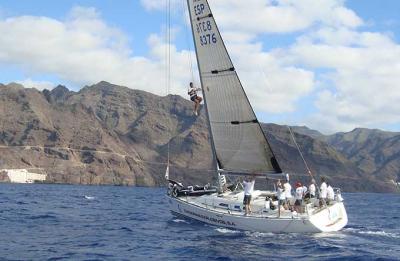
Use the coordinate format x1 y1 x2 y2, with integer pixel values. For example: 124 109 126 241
182 208 236 227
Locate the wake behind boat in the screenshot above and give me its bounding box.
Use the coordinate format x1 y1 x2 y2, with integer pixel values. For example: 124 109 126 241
166 0 348 233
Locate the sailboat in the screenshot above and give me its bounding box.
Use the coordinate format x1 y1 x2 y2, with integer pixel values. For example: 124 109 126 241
166 0 348 233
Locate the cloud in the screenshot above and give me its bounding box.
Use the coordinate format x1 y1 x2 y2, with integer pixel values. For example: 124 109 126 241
289 28 400 133
16 79 55 91
142 0 363 34
0 6 195 98
225 41 315 113
204 0 363 39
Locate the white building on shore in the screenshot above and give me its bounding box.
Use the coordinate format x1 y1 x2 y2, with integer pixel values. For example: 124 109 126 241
1 169 47 183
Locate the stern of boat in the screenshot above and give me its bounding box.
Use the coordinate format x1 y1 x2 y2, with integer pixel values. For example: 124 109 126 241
309 202 348 232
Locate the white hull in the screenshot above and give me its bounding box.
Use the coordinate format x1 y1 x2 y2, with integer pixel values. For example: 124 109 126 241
167 191 347 233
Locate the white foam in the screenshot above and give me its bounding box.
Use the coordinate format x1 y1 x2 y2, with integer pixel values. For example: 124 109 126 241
358 230 400 238
345 227 400 239
244 231 274 237
215 228 240 234
84 195 95 200
172 219 189 224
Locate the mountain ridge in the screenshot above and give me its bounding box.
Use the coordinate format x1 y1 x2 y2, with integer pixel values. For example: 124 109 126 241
0 82 398 192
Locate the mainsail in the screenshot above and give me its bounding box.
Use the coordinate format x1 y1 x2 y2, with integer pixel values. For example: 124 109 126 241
187 0 282 174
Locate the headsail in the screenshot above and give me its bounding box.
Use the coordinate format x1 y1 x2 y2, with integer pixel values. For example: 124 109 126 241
187 0 282 174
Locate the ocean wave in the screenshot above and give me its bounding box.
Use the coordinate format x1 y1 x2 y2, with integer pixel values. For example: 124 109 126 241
29 214 58 220
84 195 95 200
119 226 133 232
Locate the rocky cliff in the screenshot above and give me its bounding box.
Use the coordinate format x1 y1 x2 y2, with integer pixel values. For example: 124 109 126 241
0 81 215 186
0 82 398 192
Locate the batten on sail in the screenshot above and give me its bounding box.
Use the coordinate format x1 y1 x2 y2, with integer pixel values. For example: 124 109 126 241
187 0 281 174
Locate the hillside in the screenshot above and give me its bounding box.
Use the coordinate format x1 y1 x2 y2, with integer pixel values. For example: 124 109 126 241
0 81 215 186
262 124 394 192
322 128 400 186
0 82 398 192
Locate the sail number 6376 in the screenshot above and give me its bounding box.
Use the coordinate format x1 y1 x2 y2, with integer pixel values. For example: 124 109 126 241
199 33 217 46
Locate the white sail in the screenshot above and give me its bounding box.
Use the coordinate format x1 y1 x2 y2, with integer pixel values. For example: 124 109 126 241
187 0 281 174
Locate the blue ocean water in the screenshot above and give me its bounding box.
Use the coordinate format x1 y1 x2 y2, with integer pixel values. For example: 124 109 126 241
0 184 399 261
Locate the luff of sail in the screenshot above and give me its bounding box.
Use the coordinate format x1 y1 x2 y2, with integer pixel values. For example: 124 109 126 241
187 0 282 174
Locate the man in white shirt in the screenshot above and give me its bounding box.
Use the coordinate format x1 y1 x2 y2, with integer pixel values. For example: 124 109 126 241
276 179 286 216
309 179 316 198
319 177 327 207
327 183 335 204
283 179 292 210
294 182 304 213
302 185 308 196
243 176 256 215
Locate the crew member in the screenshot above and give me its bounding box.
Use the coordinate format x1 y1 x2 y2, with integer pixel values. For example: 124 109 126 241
319 177 328 207
243 175 256 215
188 82 202 116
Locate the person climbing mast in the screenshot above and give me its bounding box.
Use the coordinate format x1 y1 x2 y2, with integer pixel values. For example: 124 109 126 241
188 82 202 116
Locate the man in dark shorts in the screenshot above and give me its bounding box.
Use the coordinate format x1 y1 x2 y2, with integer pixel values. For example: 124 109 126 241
188 82 202 116
294 182 304 213
242 176 256 215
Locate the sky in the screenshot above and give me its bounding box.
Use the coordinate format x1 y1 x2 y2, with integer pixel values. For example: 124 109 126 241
0 0 399 134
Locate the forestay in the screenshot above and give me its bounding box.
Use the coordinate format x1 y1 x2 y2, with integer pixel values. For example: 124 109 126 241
187 0 282 174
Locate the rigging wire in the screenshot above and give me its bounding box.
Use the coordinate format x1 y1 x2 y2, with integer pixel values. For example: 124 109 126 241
287 126 313 177
163 0 202 178
180 0 195 83
287 126 326 206
165 0 172 176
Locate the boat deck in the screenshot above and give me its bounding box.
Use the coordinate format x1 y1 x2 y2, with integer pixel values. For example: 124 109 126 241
175 189 321 219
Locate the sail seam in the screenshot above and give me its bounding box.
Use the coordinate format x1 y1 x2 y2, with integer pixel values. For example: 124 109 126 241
202 73 236 78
